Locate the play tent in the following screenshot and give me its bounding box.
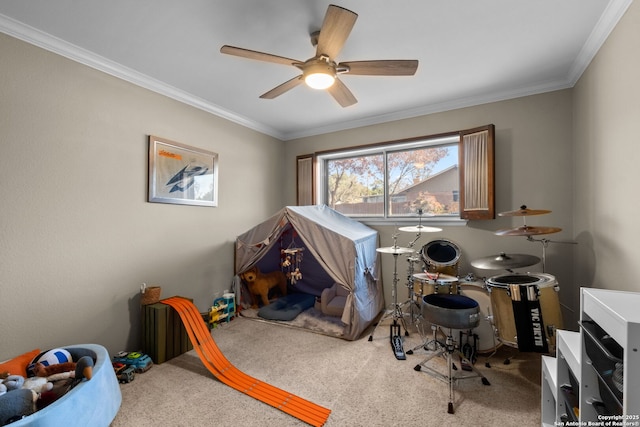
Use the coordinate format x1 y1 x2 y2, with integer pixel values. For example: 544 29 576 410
234 205 383 340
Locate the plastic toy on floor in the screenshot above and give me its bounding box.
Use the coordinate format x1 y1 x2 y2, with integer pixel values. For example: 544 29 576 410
209 303 229 327
111 352 153 373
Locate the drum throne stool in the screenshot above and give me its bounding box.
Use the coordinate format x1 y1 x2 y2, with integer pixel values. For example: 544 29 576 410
412 293 491 414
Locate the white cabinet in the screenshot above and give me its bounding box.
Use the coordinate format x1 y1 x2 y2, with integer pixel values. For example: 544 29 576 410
580 288 640 419
541 329 581 424
541 288 640 425
541 355 557 426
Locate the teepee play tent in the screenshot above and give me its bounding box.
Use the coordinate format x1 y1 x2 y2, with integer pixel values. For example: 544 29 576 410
234 205 383 340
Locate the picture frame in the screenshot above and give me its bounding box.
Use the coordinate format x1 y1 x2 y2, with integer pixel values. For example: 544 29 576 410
148 135 218 207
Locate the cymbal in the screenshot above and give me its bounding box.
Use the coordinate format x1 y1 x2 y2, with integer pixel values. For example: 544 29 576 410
471 252 541 270
495 225 562 236
398 225 442 233
498 205 551 217
376 246 414 254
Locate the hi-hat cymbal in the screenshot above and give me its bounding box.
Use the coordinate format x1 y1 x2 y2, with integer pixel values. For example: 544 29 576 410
471 252 541 270
495 225 562 236
498 205 551 217
398 225 442 233
376 246 414 254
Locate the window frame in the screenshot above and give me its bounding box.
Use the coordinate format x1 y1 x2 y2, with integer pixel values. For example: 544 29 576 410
296 125 494 224
459 124 495 220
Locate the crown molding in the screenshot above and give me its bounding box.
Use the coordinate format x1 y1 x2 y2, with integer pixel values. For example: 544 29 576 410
566 0 633 85
0 13 285 140
281 78 574 140
1 0 632 142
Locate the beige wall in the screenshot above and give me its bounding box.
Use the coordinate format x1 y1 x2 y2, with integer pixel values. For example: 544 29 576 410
573 3 640 295
284 90 578 329
0 34 284 361
1 2 638 361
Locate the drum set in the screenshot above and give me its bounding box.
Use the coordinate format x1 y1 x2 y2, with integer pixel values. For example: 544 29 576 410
369 206 574 413
371 206 568 412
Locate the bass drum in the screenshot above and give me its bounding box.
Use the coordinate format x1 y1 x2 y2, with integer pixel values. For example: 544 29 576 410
455 280 499 353
420 239 461 277
486 273 563 353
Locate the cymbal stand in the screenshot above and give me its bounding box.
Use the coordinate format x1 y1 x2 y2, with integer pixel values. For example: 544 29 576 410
526 236 577 273
400 217 423 324
401 255 422 324
368 233 409 360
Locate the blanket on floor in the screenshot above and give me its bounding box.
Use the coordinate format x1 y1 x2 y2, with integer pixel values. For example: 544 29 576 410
257 293 316 321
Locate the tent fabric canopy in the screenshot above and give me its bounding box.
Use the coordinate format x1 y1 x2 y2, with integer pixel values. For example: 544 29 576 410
235 205 383 340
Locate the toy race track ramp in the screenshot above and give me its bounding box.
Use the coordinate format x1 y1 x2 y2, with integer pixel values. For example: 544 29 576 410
161 297 331 427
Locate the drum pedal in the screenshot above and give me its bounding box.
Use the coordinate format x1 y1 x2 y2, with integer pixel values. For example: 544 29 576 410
391 335 406 360
390 323 406 360
460 356 472 371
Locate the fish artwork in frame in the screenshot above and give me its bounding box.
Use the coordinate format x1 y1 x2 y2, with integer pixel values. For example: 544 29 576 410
148 135 218 207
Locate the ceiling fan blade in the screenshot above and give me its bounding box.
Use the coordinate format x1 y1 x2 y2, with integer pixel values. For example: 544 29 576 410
259 76 304 99
340 60 419 76
327 78 357 107
316 5 358 59
220 45 301 67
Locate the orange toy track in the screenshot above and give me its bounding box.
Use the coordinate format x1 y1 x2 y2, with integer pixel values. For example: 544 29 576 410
161 296 331 427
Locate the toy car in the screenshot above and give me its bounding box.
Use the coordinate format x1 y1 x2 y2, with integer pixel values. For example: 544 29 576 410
118 366 135 383
112 351 153 373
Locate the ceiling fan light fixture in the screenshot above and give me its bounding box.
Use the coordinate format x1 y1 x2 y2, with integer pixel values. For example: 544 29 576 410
220 5 418 107
303 59 336 89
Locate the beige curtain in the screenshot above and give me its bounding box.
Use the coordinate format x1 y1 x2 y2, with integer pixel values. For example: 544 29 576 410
460 125 494 220
463 130 489 210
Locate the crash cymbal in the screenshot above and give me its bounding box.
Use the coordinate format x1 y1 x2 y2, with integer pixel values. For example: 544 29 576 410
471 252 541 270
495 225 562 236
376 246 414 254
398 225 442 233
498 205 551 217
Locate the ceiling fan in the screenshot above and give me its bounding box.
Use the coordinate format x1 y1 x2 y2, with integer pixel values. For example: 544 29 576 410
220 4 419 107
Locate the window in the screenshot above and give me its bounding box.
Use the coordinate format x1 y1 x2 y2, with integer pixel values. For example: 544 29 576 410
298 125 494 222
316 134 460 219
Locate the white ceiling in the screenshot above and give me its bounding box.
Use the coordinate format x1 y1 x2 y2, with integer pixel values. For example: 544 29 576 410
0 1 632 140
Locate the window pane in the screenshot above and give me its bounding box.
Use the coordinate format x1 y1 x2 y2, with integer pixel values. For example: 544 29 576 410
326 154 384 216
387 144 459 216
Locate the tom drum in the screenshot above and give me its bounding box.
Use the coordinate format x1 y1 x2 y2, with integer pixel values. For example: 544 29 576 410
420 239 461 277
486 273 563 353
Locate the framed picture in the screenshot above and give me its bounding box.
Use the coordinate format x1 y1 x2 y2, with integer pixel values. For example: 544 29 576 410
148 135 218 207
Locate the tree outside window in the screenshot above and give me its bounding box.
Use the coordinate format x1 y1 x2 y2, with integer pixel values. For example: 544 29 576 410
324 140 459 218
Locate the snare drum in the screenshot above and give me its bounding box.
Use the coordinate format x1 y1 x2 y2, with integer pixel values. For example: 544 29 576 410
486 273 563 353
455 280 499 353
412 273 459 299
420 239 461 277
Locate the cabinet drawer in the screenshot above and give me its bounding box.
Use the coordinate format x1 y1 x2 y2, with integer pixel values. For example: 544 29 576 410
594 368 623 415
581 320 623 377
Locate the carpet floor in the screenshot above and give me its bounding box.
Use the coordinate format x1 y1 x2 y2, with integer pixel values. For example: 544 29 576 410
111 314 542 426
